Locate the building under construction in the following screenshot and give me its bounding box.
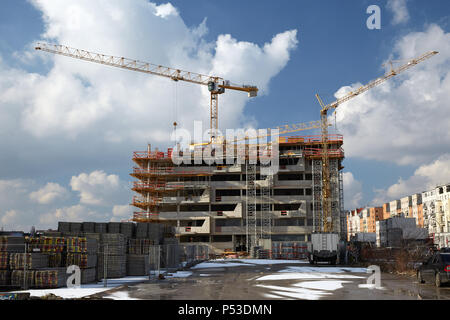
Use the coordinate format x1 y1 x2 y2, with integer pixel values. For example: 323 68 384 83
131 134 345 254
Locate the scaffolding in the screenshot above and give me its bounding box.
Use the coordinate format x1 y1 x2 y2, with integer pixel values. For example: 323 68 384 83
245 162 257 254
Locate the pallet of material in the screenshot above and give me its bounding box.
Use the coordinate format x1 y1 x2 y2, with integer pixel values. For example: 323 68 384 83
28 237 66 253
43 231 62 237
34 268 67 288
135 223 148 239
148 224 162 243
0 252 9 269
128 239 154 255
100 234 126 255
0 236 25 253
97 255 126 279
0 270 11 286
66 237 98 254
82 222 95 233
70 222 83 233
11 270 35 288
94 223 108 234
9 253 49 270
44 253 64 268
108 222 121 234
81 268 96 284
120 222 135 238
58 222 71 233
126 254 149 276
66 253 97 269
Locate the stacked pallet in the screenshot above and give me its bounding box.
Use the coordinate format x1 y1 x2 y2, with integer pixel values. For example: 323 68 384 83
108 222 121 234
0 236 25 253
66 253 97 269
28 236 65 253
9 253 49 269
57 222 71 233
66 237 97 253
126 254 149 276
148 223 162 243
0 270 11 286
34 268 67 288
11 270 35 288
70 223 83 233
98 234 126 279
94 223 108 233
128 239 153 255
0 252 9 270
82 222 95 233
120 222 134 238
81 268 96 284
135 223 148 239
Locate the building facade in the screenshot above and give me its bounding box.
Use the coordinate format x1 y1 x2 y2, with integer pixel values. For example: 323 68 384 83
130 135 345 253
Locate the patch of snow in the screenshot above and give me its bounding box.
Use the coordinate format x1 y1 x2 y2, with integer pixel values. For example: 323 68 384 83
257 284 332 300
13 276 149 299
165 271 192 278
104 291 141 300
358 284 386 290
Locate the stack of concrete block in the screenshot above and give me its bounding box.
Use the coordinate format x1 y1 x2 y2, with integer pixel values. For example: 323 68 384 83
108 222 121 234
9 253 49 269
120 222 135 238
82 222 95 233
97 234 126 279
34 268 67 288
135 223 148 239
66 237 97 254
43 231 63 237
161 245 181 269
126 254 149 276
94 223 108 234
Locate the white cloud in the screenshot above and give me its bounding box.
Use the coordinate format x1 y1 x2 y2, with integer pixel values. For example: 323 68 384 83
342 172 363 209
70 170 122 206
155 3 179 19
0 0 298 144
39 204 100 225
387 0 410 25
372 154 450 204
335 24 450 166
29 182 68 204
111 205 134 222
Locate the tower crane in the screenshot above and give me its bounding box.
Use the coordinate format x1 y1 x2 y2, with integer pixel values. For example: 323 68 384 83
315 50 438 233
35 43 258 143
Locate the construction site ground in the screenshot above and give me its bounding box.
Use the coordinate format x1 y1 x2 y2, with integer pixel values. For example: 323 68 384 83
91 259 450 300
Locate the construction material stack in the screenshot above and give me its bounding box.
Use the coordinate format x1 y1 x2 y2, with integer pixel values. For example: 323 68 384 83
66 237 98 284
98 233 127 279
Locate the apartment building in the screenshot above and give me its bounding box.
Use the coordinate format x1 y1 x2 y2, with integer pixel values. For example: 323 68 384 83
389 200 401 217
382 203 390 220
400 196 412 218
130 135 345 253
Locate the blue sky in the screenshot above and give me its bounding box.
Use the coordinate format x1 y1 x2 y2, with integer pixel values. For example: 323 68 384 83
0 0 449 230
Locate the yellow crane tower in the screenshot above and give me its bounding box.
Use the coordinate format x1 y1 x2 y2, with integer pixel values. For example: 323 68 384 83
35 43 258 143
316 50 438 233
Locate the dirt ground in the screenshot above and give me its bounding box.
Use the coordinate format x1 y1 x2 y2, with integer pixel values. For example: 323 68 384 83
95 261 450 300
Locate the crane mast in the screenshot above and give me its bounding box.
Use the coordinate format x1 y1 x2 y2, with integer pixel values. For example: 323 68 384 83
316 50 438 233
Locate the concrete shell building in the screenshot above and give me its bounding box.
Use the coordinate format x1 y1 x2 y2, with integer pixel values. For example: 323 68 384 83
130 135 345 254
